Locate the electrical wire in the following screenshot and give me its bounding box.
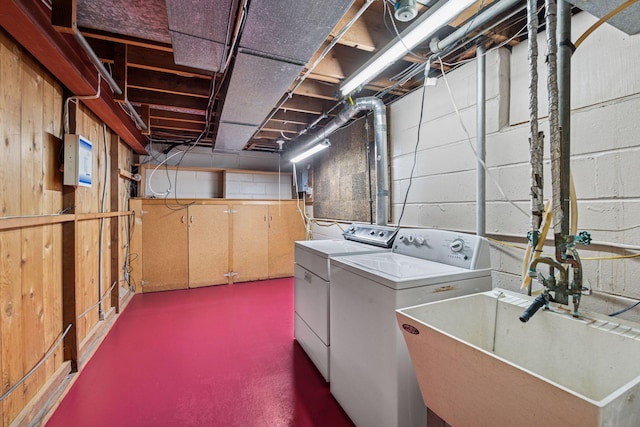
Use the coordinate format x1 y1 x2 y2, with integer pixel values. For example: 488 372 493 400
396 78 429 227
64 73 101 134
609 300 640 317
0 324 72 402
574 0 640 49
437 56 529 217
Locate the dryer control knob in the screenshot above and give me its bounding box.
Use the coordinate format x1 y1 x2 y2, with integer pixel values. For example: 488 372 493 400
415 237 425 245
407 235 414 243
450 239 464 252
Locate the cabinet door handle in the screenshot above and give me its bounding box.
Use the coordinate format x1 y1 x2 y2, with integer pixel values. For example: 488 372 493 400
181 215 185 223
264 215 267 221
189 215 193 223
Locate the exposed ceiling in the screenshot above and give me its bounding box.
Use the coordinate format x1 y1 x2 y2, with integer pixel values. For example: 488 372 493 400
54 0 549 154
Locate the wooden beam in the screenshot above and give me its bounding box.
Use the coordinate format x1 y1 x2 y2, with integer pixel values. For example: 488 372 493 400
270 110 319 125
61 189 78 371
150 118 206 132
51 0 76 33
113 43 127 102
292 80 338 100
127 88 209 111
140 105 151 136
329 0 376 51
0 0 147 153
109 132 121 313
127 68 211 98
280 95 337 115
261 122 305 134
149 109 206 124
79 28 173 52
87 38 211 79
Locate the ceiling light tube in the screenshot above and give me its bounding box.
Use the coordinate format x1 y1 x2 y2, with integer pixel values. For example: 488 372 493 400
340 0 478 96
290 139 331 163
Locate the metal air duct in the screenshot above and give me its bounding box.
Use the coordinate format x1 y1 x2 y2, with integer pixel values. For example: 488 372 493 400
286 97 389 226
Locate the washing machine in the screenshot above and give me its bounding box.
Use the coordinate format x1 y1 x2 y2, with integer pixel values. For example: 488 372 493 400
294 223 398 382
329 228 492 427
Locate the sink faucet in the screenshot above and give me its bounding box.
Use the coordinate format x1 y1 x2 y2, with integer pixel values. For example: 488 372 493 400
523 232 590 321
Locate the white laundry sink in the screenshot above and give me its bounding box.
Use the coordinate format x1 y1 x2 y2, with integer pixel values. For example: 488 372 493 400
396 288 640 427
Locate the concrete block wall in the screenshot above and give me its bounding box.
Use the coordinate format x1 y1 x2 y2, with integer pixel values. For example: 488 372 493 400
224 172 293 199
145 169 223 198
389 12 640 321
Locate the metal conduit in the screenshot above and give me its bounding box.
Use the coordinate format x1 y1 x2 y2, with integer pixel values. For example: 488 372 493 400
71 27 148 131
286 97 389 226
476 44 486 237
430 0 523 53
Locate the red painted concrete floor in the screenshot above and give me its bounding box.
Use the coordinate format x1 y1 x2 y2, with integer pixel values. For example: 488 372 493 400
46 278 353 427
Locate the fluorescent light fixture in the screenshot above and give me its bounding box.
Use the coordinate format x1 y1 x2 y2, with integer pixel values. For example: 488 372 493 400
340 0 477 96
290 139 331 163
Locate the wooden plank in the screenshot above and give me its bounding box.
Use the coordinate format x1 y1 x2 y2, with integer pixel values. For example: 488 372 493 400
140 105 150 136
61 196 78 372
231 204 269 283
20 52 46 405
109 132 121 312
140 204 188 292
0 229 24 425
112 43 127 102
51 0 77 33
127 87 209 111
268 204 306 278
21 227 46 404
188 205 229 287
128 199 143 293
128 67 211 98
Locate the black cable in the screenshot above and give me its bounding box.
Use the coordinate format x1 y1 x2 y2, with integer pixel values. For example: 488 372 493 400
609 300 640 317
396 78 428 227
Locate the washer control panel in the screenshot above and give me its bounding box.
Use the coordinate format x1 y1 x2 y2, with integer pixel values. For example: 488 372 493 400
394 229 490 270
343 223 398 248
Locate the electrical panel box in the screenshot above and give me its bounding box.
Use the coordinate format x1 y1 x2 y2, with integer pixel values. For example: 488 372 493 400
63 134 93 187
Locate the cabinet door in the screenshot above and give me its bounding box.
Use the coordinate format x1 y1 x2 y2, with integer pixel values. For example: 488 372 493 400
188 204 230 287
268 203 306 278
231 204 268 283
141 204 188 292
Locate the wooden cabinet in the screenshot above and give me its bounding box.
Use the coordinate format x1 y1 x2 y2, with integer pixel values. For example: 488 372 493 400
268 203 306 278
188 204 229 288
141 204 189 292
139 200 305 291
231 204 269 283
141 203 230 292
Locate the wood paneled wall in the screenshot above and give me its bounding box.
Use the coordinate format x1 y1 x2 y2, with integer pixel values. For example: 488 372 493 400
0 30 135 426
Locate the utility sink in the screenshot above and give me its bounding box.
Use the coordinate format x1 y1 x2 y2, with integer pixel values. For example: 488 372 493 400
396 289 640 427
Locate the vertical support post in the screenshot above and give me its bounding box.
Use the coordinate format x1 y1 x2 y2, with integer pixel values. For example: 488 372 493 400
62 190 78 372
476 44 486 237
113 44 128 103
110 132 121 313
51 0 77 33
141 105 151 136
558 0 572 238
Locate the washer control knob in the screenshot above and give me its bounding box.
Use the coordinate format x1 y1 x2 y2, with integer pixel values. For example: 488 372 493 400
407 235 414 243
369 230 376 236
450 239 465 253
378 231 386 237
415 237 425 245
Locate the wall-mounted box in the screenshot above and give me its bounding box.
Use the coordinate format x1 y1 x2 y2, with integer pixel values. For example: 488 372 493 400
63 134 93 187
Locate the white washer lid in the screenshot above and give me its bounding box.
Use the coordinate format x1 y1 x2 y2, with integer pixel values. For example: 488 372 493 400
330 252 491 290
295 239 389 258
